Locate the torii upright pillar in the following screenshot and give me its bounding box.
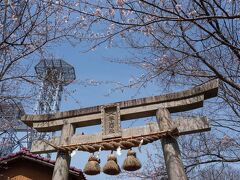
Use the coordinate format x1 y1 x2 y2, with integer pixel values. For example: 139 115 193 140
52 123 75 180
157 108 188 180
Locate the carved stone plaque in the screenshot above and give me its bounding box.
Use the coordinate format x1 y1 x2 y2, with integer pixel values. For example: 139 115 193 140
101 104 121 139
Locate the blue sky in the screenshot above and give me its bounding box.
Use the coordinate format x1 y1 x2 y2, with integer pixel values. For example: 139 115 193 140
23 40 225 179
25 40 225 179
46 42 162 180
53 43 161 110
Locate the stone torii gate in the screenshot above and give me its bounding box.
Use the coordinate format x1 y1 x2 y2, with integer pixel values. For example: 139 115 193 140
21 79 219 180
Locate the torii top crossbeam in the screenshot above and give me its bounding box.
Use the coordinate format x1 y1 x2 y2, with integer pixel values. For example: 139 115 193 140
22 79 218 132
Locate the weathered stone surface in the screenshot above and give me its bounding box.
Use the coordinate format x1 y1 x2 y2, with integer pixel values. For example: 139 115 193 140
52 123 75 180
22 79 218 125
32 95 204 132
157 108 188 180
31 116 210 153
101 104 121 139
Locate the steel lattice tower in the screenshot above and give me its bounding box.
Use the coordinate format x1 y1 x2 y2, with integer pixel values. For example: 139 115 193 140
28 59 75 149
0 59 75 157
0 102 26 157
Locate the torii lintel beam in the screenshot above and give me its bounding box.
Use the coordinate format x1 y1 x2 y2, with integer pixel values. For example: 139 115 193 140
31 116 210 154
21 79 219 132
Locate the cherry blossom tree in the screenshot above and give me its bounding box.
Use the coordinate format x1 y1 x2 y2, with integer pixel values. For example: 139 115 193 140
55 0 240 179
0 0 85 158
0 0 85 105
1 0 240 178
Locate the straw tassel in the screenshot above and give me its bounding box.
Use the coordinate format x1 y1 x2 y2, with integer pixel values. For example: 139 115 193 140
103 153 121 175
123 149 142 171
83 155 101 175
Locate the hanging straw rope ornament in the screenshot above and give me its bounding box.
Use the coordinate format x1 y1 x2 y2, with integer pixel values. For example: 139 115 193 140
55 128 179 153
122 149 142 171
83 154 101 175
43 128 178 175
103 152 121 175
